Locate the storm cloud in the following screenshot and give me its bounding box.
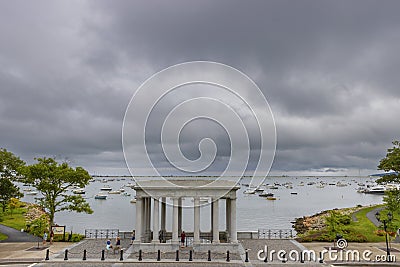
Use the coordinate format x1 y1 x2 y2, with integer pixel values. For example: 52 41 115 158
1 0 399 176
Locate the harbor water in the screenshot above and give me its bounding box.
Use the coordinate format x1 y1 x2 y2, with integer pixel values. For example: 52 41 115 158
21 176 383 234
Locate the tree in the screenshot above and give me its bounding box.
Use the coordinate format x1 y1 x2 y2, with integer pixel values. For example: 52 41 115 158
20 157 93 229
0 148 25 212
0 148 25 179
377 141 400 219
377 140 400 184
0 179 23 212
8 198 20 217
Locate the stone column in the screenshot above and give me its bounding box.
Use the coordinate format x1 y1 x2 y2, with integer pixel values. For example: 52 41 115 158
172 197 179 244
212 198 220 243
230 197 237 243
210 201 214 239
152 197 159 243
178 197 182 234
161 197 166 231
142 197 147 241
147 198 152 242
226 198 231 240
134 197 142 243
193 197 200 244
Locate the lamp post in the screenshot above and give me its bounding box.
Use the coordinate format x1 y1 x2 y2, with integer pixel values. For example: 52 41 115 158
375 211 393 261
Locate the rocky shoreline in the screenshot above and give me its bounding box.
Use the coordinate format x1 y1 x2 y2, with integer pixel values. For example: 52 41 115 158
292 205 367 235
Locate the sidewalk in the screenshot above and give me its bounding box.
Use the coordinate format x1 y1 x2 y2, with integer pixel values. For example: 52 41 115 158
0 224 41 242
0 241 71 264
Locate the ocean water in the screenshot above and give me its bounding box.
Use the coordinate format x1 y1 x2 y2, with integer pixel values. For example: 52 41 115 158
21 176 383 234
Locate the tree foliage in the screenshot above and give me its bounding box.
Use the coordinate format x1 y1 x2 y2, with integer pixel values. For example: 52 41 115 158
0 179 23 212
376 141 400 218
20 157 93 229
0 148 25 179
383 190 400 219
377 140 400 184
0 148 25 212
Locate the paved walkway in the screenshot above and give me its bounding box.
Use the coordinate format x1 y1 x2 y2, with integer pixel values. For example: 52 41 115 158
0 223 41 242
366 207 385 227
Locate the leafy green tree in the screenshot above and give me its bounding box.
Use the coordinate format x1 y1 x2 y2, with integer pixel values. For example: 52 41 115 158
20 157 93 229
325 211 349 239
383 190 400 219
377 140 400 184
0 148 25 212
377 141 400 218
0 178 23 212
0 148 25 179
8 198 20 217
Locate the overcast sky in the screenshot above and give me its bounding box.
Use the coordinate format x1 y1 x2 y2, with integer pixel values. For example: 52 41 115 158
1 0 399 176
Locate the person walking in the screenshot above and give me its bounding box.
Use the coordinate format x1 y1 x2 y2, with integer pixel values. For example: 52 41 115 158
130 230 135 244
43 232 48 245
50 230 54 245
180 231 186 247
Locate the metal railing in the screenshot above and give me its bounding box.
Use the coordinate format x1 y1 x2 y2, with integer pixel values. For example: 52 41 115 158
258 229 295 239
85 229 119 239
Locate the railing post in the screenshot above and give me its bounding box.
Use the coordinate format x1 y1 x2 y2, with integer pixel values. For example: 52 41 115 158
176 250 179 261
245 250 249 262
300 251 304 263
268 229 271 239
83 249 87 260
319 251 324 263
120 249 124 261
279 230 282 239
64 249 68 260
138 249 142 261
101 249 105 261
189 250 193 261
208 250 211 261
45 249 49 260
226 250 230 262
157 249 161 261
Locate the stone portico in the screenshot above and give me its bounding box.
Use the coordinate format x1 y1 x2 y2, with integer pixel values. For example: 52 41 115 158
133 179 239 252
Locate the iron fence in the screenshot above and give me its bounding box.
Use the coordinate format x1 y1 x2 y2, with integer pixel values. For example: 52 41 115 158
85 229 119 239
258 229 295 239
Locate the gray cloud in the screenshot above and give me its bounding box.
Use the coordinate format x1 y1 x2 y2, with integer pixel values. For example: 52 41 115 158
1 0 400 175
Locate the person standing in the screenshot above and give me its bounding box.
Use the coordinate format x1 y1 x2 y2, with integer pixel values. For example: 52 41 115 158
43 232 48 245
50 230 54 245
180 231 186 247
130 230 135 244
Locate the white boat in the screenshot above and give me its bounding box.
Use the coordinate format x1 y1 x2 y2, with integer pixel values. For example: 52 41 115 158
95 194 107 200
108 190 121 194
73 189 85 194
100 185 112 191
244 188 256 194
130 198 137 203
26 191 38 195
364 185 385 194
122 192 131 196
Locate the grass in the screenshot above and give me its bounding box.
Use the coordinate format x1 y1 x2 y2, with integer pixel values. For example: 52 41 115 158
0 207 27 231
347 204 385 242
0 232 7 241
298 204 397 242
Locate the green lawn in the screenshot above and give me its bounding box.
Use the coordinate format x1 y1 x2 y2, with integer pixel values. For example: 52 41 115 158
0 207 27 231
347 205 385 242
298 204 396 242
0 232 7 241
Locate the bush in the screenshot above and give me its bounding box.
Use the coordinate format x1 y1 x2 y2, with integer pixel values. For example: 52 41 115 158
52 233 85 242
